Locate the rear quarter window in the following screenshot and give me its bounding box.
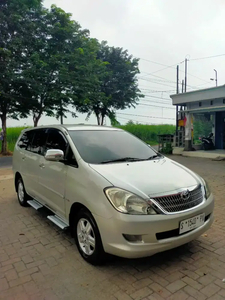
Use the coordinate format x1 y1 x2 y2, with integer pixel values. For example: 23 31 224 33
17 131 34 150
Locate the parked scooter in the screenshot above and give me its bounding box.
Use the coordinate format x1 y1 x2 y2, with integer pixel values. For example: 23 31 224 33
199 133 215 150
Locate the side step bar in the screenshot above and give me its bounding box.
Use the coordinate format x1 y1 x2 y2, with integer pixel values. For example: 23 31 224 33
47 215 69 230
27 199 43 210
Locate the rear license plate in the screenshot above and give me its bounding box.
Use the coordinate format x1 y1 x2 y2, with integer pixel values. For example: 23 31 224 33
179 213 205 234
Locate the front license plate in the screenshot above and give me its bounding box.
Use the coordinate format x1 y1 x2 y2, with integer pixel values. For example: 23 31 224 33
179 213 205 234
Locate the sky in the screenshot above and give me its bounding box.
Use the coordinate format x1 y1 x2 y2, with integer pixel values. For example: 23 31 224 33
8 0 225 127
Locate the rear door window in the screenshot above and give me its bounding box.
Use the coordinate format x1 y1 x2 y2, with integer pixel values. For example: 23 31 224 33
28 129 48 155
17 131 34 150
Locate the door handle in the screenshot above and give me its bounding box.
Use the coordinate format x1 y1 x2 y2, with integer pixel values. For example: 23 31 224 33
22 157 25 160
39 163 45 169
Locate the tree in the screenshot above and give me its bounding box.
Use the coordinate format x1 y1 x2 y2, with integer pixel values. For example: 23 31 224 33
23 5 97 127
0 0 42 154
76 41 144 125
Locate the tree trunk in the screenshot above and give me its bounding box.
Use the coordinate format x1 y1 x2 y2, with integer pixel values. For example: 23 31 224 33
96 114 101 125
1 113 7 155
33 113 41 127
60 115 63 125
100 114 105 126
60 101 63 124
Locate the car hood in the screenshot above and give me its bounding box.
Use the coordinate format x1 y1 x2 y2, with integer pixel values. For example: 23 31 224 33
89 157 202 198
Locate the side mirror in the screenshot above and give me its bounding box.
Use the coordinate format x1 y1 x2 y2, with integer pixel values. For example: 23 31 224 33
45 149 64 161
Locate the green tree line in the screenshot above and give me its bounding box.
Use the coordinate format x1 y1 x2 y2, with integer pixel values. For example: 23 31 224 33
0 0 143 154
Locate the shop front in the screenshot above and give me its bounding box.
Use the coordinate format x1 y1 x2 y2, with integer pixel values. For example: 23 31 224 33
170 86 225 157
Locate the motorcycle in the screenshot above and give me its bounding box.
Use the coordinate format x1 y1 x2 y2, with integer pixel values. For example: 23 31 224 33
199 133 215 150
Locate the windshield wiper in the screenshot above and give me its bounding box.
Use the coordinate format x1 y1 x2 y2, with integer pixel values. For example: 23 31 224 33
100 157 143 164
145 153 163 160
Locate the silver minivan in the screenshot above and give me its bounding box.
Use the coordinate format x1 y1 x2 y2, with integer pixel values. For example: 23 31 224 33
13 125 214 264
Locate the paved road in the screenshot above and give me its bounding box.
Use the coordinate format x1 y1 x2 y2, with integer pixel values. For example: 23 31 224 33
0 156 12 169
0 156 225 299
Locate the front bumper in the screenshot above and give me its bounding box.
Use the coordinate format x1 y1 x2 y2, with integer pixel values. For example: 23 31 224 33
94 193 214 258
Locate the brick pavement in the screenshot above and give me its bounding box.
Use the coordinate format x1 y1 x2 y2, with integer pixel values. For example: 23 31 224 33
0 156 225 300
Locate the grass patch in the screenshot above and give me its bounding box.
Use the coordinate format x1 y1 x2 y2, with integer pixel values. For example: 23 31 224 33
117 124 176 145
6 127 27 152
5 124 176 153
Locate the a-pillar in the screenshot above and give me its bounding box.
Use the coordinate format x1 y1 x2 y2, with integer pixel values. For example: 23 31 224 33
184 112 192 151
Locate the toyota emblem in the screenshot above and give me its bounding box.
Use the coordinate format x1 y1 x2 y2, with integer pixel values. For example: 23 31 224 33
181 190 190 200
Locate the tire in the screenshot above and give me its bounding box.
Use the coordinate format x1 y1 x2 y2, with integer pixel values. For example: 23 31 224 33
73 209 106 265
16 177 30 207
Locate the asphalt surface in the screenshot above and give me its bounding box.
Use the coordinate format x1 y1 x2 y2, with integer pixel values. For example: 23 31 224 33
0 156 12 169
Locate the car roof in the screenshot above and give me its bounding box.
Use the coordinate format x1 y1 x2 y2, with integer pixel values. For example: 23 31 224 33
23 124 122 132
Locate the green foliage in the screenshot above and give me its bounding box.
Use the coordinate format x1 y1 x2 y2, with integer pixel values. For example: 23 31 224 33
161 143 173 154
0 0 43 153
77 41 143 125
22 5 95 126
117 124 175 144
0 1 143 153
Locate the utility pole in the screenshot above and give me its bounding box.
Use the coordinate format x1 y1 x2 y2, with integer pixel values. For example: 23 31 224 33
176 65 179 94
210 69 218 86
182 80 184 93
184 58 188 92
176 65 179 145
214 69 218 86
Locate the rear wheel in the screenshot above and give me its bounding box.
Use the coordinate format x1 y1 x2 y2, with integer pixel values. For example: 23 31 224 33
73 209 106 265
16 177 30 207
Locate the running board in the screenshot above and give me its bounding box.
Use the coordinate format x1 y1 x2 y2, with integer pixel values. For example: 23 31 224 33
47 215 69 230
27 199 43 210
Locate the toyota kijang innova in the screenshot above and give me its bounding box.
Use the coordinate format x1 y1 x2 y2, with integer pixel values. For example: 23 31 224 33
13 125 214 264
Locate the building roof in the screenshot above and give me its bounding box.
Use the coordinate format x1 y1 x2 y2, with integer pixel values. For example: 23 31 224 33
170 85 225 105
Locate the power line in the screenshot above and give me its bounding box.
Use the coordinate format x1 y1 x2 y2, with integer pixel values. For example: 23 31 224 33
139 78 176 89
142 94 172 101
139 87 176 93
117 116 162 125
117 112 175 120
117 116 156 124
138 76 177 85
139 58 184 75
138 102 175 110
190 53 225 61
139 57 210 84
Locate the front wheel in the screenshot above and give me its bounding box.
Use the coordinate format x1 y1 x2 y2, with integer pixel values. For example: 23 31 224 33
73 209 106 265
16 177 30 207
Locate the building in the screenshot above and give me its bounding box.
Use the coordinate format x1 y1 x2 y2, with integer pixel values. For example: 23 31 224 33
170 85 225 156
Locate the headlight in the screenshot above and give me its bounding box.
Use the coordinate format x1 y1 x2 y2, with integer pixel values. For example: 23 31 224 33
201 178 211 199
104 187 157 215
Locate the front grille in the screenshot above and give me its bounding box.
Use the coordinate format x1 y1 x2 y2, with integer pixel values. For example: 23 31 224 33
151 185 203 213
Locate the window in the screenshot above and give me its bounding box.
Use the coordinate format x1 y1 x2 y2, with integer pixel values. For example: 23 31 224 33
199 102 202 107
65 146 78 167
17 131 34 149
29 129 48 155
210 100 213 105
46 129 68 154
223 99 225 104
69 130 157 164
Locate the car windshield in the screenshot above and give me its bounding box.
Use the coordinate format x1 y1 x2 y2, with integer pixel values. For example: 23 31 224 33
69 130 160 164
